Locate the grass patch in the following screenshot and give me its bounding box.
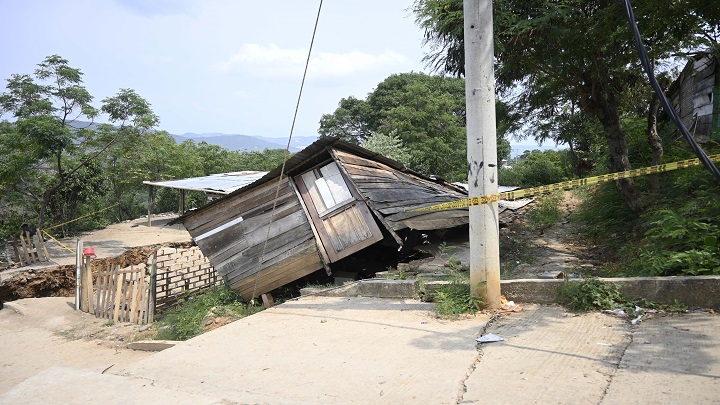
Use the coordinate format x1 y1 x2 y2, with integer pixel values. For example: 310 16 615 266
558 277 628 312
526 192 563 230
557 277 686 315
154 285 262 341
427 269 484 317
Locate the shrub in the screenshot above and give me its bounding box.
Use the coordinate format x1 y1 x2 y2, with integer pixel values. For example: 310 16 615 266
429 269 484 317
526 192 563 230
155 285 261 341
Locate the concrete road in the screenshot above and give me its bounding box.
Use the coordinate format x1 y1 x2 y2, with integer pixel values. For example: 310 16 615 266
2 297 719 404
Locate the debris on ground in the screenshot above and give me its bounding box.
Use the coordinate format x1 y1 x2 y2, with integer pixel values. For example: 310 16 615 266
476 333 505 343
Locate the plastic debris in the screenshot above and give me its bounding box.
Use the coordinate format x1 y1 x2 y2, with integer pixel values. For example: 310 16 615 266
476 333 505 343
604 308 627 317
498 296 523 313
631 315 643 325
538 271 565 279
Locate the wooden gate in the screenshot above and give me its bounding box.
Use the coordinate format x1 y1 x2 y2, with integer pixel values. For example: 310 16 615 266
93 264 154 325
12 231 50 266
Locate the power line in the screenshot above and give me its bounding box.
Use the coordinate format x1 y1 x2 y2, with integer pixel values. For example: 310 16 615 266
250 0 324 301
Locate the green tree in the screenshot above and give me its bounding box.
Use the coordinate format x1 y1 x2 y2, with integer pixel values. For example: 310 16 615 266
0 55 158 228
360 131 412 167
318 96 373 144
319 72 512 181
499 149 573 187
413 0 718 209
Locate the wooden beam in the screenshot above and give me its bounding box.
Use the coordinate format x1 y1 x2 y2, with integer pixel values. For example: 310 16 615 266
289 178 331 274
147 185 154 227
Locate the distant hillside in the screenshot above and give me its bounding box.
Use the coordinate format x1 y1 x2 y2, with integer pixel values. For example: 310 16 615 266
174 133 317 152
59 121 318 152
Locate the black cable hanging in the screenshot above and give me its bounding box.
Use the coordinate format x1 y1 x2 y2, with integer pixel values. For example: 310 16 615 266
620 0 720 182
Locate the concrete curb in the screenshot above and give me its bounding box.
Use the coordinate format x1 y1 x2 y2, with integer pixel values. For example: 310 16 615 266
308 276 720 309
2 302 26 316
501 276 720 308
127 340 180 352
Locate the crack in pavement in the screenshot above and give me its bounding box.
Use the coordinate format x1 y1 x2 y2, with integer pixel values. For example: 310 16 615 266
598 329 634 404
455 313 502 404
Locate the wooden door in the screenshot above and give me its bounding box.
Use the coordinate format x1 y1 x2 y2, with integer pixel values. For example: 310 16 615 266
295 161 383 262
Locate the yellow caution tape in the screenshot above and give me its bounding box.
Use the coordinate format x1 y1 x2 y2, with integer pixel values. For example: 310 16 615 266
45 202 120 231
41 229 76 254
407 154 720 213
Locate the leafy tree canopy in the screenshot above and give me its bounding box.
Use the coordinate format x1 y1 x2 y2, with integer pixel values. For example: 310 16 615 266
319 72 512 181
413 0 720 209
0 55 158 228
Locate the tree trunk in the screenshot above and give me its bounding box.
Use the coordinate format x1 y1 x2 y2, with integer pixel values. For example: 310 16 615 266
647 93 664 193
593 91 641 211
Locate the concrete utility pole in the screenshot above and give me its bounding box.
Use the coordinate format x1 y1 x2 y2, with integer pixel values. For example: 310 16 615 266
464 0 501 307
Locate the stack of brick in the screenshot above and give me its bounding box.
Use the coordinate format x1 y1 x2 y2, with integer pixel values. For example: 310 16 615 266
150 246 220 309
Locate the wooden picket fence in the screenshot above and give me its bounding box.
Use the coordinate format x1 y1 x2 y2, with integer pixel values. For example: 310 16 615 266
78 246 219 324
93 264 154 325
12 231 50 266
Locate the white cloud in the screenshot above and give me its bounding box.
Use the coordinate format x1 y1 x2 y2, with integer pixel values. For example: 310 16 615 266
215 44 409 79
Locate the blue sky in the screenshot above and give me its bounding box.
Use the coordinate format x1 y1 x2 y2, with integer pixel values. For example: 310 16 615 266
1 0 556 153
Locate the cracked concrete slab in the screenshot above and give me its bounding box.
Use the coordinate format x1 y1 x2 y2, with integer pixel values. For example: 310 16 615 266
3 298 720 403
121 296 490 404
462 305 628 404
601 313 720 404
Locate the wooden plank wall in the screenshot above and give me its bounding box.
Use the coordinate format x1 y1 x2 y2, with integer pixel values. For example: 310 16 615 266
182 177 324 299
673 56 717 142
333 149 470 232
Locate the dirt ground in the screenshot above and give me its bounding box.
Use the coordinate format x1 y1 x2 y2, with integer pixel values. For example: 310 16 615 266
0 214 192 302
0 297 156 394
502 191 604 279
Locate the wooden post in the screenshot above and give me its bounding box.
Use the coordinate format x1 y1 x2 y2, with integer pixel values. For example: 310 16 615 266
11 239 24 267
82 256 94 313
147 185 154 227
18 233 32 264
261 293 274 309
179 189 186 215
148 253 157 323
36 231 50 261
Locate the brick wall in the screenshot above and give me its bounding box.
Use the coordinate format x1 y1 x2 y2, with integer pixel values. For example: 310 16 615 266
150 246 220 310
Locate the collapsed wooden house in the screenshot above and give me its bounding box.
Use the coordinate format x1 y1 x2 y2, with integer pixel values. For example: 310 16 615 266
669 54 720 143
178 137 480 298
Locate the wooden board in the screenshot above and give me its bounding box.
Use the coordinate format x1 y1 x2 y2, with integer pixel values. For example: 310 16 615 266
333 149 469 233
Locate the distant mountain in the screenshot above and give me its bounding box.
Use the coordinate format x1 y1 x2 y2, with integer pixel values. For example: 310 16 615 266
174 133 317 152
66 120 105 131
62 121 318 152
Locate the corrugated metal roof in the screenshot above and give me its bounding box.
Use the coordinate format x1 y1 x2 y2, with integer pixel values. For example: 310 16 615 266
143 171 268 194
